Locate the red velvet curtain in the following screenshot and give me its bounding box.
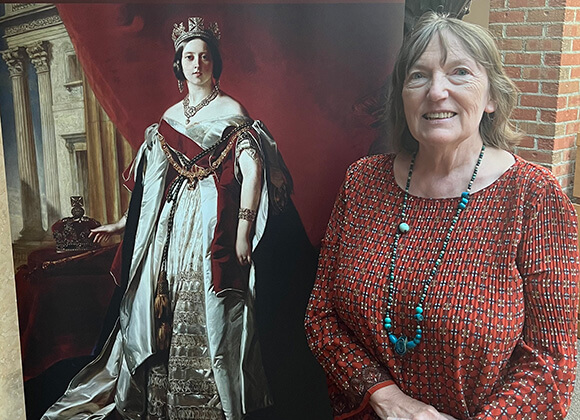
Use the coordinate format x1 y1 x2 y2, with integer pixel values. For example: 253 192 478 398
56 2 404 245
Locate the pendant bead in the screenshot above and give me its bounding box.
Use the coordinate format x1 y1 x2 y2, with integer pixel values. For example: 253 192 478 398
383 145 485 356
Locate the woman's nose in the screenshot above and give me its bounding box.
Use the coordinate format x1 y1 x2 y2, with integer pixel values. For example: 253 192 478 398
427 74 449 101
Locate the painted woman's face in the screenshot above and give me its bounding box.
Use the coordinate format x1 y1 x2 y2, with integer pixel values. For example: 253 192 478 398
402 32 496 150
181 38 213 87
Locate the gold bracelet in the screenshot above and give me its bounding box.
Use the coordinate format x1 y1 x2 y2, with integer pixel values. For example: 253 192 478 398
238 208 257 222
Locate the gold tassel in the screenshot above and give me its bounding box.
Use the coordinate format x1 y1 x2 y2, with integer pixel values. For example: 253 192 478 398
157 321 171 351
154 293 170 319
154 270 171 319
154 269 172 351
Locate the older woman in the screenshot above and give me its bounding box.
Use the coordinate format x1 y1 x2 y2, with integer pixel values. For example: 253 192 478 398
305 12 578 420
43 17 292 420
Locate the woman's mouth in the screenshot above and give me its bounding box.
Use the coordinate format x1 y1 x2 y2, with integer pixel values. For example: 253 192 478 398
423 112 456 120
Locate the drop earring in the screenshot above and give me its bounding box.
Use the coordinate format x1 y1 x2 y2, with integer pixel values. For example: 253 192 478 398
178 80 184 93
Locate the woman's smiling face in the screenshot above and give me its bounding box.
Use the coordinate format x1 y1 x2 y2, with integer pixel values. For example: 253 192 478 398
402 31 496 150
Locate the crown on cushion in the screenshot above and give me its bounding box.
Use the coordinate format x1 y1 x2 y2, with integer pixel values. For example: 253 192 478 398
51 196 101 253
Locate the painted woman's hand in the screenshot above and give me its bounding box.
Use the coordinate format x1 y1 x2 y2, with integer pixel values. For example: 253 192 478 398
89 216 126 244
235 235 252 266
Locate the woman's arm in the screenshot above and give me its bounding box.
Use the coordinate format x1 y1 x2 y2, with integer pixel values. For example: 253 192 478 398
305 161 454 420
472 173 579 419
235 148 262 265
89 214 127 243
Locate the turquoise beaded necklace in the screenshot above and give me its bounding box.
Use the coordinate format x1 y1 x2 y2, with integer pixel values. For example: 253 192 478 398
383 145 486 356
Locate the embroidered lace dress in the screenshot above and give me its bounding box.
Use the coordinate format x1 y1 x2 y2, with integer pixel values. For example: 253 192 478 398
146 117 263 420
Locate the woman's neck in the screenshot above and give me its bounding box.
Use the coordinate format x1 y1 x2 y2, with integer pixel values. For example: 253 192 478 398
187 82 213 104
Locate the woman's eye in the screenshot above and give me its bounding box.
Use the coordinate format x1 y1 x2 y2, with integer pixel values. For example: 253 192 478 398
455 68 470 76
410 72 424 80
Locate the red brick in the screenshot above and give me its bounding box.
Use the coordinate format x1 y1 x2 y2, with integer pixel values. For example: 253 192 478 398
540 110 557 122
561 39 573 53
522 67 559 80
556 108 579 122
516 149 554 164
510 0 546 6
504 52 542 65
544 53 562 67
558 96 569 108
565 121 580 134
489 10 525 23
557 175 573 189
568 95 580 107
512 108 539 121
538 138 555 150
554 136 576 150
516 135 536 148
506 25 544 37
528 9 566 23
565 8 576 22
526 39 562 52
497 39 524 51
571 67 580 78
558 80 580 94
552 162 576 176
549 0 568 6
515 80 539 93
488 25 504 38
539 136 576 150
518 121 556 136
520 94 558 108
504 66 522 79
559 178 572 190
572 39 580 51
490 0 506 7
563 24 580 37
561 53 580 65
541 82 560 95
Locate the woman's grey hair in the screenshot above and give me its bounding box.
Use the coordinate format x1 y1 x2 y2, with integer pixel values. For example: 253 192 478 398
389 11 521 153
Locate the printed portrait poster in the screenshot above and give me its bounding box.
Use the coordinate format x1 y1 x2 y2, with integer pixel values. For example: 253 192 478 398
0 1 404 419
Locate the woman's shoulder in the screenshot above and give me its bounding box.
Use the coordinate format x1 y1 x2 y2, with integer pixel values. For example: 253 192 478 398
211 93 248 117
162 102 184 123
343 153 395 188
347 153 394 176
509 155 562 189
505 155 573 206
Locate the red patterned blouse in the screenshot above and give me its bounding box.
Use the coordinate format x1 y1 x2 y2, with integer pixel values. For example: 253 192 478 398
305 154 579 420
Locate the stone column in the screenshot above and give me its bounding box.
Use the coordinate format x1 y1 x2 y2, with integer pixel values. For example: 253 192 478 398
1 48 45 240
27 41 61 226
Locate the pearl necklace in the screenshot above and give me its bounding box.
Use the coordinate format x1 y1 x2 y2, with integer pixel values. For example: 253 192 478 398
183 81 220 124
383 145 486 356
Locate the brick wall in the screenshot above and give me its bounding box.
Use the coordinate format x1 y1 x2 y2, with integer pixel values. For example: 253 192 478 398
488 0 580 196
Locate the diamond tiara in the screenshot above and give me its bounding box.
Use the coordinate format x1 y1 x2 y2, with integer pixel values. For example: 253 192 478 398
172 17 221 50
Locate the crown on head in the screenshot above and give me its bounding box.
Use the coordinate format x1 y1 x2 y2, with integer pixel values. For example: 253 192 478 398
172 17 221 50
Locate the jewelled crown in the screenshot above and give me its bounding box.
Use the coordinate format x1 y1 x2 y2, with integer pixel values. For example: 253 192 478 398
172 17 221 50
51 196 101 253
